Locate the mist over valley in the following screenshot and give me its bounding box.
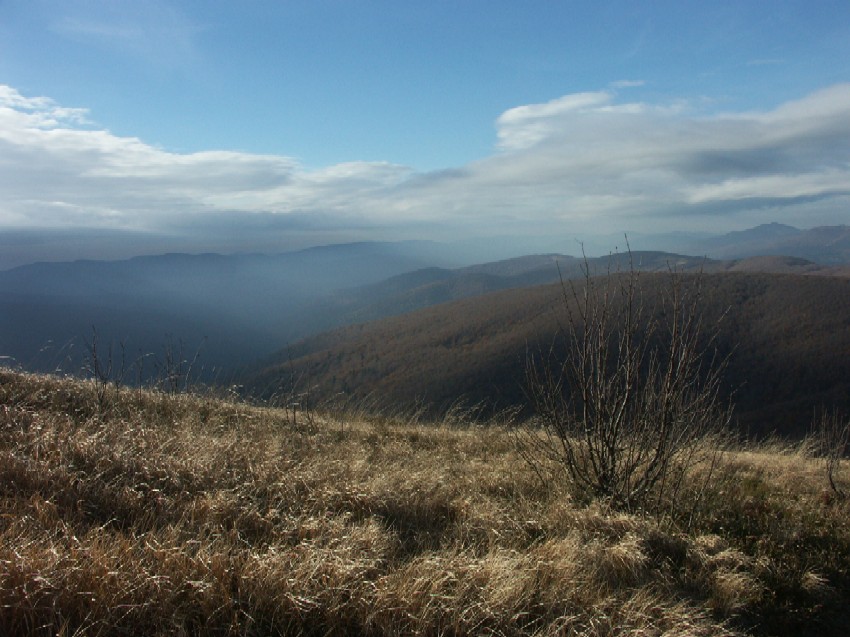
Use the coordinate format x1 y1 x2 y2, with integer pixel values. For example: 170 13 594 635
1 223 848 439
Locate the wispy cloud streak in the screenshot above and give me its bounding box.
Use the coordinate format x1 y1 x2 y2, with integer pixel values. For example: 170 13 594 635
50 0 203 71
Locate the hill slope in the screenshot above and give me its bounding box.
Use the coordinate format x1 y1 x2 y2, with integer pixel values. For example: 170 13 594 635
248 271 850 436
2 369 849 635
305 251 717 329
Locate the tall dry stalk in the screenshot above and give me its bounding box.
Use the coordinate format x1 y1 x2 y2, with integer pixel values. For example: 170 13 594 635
812 409 849 498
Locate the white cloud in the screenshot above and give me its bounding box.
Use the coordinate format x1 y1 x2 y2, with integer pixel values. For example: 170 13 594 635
0 87 293 227
610 80 646 88
1 83 849 246
686 170 850 204
496 91 613 150
0 86 90 129
477 84 850 227
0 86 414 229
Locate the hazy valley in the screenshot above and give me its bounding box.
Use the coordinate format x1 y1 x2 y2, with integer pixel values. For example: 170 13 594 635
2 223 850 440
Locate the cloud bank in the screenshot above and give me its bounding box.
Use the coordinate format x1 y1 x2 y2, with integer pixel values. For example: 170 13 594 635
1 82 849 261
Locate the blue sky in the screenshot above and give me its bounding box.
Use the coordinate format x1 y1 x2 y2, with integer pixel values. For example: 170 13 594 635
1 0 849 264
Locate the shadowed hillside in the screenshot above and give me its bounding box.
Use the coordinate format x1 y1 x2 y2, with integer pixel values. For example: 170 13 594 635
248 271 850 437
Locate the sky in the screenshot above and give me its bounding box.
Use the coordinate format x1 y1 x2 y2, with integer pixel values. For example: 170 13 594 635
1 0 849 267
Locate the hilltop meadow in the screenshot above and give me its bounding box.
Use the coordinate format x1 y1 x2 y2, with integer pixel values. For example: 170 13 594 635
2 367 849 636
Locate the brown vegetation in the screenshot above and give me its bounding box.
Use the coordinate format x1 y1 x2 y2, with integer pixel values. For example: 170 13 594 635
249 272 850 437
2 369 850 635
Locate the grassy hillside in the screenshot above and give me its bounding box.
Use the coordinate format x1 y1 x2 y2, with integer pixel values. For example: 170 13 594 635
249 271 850 437
2 370 850 635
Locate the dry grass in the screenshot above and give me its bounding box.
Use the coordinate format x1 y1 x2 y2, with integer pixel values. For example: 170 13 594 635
2 369 849 636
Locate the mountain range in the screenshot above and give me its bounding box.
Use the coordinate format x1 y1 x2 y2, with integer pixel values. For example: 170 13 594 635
636 222 850 263
2 222 849 436
0 241 467 376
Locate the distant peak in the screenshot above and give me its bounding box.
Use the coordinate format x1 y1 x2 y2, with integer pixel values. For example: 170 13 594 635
756 222 799 231
720 222 801 240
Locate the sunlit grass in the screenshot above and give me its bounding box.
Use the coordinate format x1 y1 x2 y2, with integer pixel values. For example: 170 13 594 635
1 369 848 635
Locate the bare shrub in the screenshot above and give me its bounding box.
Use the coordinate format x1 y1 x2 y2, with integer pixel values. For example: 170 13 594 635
522 254 732 517
811 409 850 498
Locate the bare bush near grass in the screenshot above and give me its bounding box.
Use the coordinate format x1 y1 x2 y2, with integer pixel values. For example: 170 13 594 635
811 408 850 498
523 256 732 518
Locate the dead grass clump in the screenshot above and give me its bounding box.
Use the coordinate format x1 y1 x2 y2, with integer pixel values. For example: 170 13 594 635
2 370 850 635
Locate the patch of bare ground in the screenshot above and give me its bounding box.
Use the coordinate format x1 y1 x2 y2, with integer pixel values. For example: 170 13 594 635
2 369 849 635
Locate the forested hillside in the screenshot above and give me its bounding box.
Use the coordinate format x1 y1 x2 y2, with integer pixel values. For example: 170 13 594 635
248 271 850 437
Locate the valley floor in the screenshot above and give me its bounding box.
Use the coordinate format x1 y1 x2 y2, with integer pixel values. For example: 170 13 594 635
1 370 849 636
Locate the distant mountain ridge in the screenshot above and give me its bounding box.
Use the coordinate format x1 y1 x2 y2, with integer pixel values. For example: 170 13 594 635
0 241 468 375
711 221 800 243
304 251 714 329
682 223 850 263
3 224 849 383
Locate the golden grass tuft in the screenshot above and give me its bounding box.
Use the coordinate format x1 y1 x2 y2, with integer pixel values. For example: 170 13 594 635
1 369 849 635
